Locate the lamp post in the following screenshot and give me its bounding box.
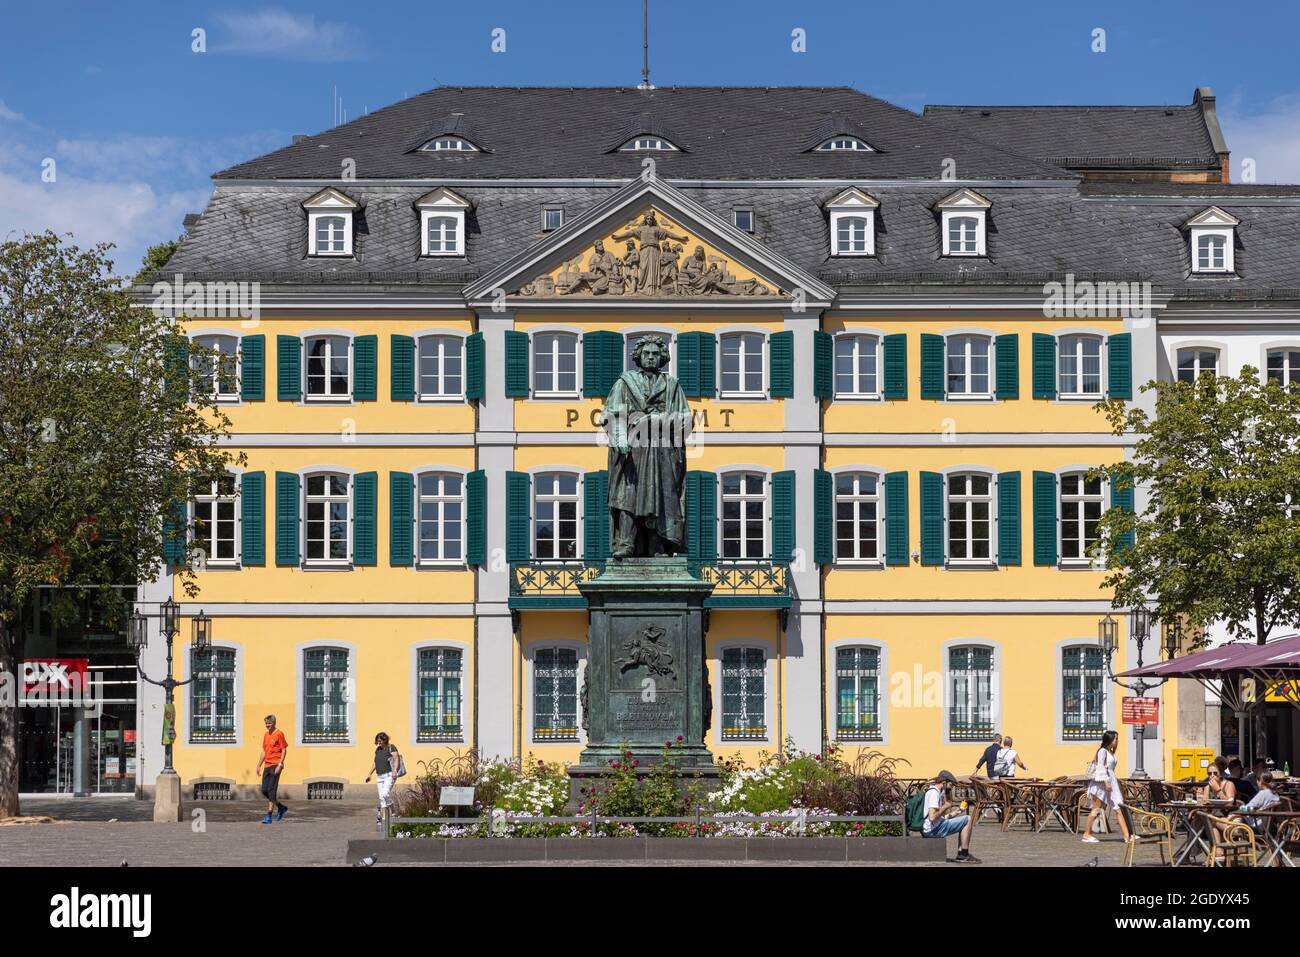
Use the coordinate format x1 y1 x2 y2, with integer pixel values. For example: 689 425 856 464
1099 605 1174 778
129 599 211 819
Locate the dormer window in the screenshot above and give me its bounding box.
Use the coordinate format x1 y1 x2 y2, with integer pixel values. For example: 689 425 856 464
936 188 992 258
302 187 359 258
825 187 879 257
815 136 873 152
422 137 478 152
619 136 679 151
414 186 471 257
1186 206 1239 274
542 207 564 232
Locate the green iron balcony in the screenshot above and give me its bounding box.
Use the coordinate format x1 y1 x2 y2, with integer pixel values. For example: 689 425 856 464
508 558 790 610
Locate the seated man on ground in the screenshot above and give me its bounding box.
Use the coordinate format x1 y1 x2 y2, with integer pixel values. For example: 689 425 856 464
923 770 980 863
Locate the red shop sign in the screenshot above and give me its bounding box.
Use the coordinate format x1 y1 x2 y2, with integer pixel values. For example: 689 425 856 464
21 659 89 694
1122 697 1159 725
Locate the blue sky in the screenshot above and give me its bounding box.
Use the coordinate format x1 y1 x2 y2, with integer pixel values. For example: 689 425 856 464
2 0 1299 274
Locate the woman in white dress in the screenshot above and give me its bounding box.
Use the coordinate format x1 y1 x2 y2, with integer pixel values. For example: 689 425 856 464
1082 730 1133 844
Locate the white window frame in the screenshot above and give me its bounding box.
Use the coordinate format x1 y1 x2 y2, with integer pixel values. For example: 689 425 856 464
532 470 582 563
1266 347 1300 388
190 333 240 402
1175 347 1219 383
416 470 466 566
619 136 679 151
719 469 768 562
308 212 351 257
945 334 993 399
422 137 478 152
833 470 883 565
732 208 754 232
421 211 464 257
1059 642 1107 742
303 334 353 401
830 211 874 257
1058 471 1105 566
529 643 585 744
945 642 999 742
718 643 771 743
942 212 985 256
298 643 354 745
303 471 351 567
1191 227 1234 274
946 471 995 566
718 331 766 398
192 474 240 567
532 331 581 398
415 645 465 742
834 644 884 741
542 207 564 231
1058 334 1106 399
815 136 873 152
188 644 240 744
833 333 881 400
416 334 465 401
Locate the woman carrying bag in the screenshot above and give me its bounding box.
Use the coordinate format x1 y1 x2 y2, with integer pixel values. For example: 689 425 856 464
1081 730 1133 844
364 731 405 826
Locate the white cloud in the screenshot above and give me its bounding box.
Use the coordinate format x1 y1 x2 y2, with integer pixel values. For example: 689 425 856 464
212 8 364 61
1220 94 1300 185
54 131 286 182
0 100 25 122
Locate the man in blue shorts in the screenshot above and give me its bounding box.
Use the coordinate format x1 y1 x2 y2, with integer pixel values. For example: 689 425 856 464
922 770 980 863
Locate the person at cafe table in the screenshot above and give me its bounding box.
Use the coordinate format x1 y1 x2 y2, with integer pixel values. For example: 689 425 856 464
1198 757 1237 804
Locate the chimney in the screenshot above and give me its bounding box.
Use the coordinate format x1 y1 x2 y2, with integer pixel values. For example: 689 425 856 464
1194 87 1231 184
183 213 201 230
292 134 308 145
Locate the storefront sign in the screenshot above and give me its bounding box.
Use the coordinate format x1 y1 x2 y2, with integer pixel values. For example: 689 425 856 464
21 659 89 695
1122 697 1159 725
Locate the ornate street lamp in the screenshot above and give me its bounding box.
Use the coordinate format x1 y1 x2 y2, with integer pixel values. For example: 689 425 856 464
131 602 213 782
1098 604 1171 779
1099 614 1119 659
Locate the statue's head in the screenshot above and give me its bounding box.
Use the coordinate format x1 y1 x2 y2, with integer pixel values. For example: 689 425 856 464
593 240 605 253
631 335 668 371
644 210 658 225
693 245 706 260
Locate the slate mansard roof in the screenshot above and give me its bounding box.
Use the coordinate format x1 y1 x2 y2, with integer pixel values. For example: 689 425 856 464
162 86 1300 303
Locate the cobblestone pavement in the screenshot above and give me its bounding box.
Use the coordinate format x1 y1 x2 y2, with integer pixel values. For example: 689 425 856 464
0 799 1153 867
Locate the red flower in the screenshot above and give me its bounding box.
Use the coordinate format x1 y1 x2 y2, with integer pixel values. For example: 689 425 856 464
676 735 684 742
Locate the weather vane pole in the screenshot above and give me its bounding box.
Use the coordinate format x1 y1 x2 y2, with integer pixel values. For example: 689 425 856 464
638 0 654 90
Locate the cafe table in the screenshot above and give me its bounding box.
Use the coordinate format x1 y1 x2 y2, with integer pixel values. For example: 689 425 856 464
1158 799 1236 865
1248 808 1300 867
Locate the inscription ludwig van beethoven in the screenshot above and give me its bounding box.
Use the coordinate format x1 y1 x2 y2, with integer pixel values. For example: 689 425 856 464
615 623 675 677
604 335 691 558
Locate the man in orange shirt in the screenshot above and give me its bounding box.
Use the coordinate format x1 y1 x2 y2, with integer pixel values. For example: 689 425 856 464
255 714 288 823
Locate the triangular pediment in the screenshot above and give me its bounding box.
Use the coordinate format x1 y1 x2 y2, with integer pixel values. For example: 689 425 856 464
414 186 471 210
825 187 879 209
464 178 835 306
934 187 992 210
301 187 360 210
1184 205 1239 228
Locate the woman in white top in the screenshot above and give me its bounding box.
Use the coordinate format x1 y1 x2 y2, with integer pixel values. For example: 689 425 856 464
1082 730 1133 844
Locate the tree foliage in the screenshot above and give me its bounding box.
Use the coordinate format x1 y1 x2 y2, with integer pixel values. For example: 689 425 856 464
0 231 238 814
1092 369 1300 645
134 237 180 284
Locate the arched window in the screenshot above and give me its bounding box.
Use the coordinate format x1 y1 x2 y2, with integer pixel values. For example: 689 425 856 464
1061 645 1105 740
1196 233 1228 272
533 332 579 396
719 332 764 397
304 472 350 564
834 335 879 397
302 647 350 742
833 215 871 255
304 335 351 399
721 646 767 741
417 647 463 741
417 335 463 399
835 646 881 740
533 646 580 741
946 215 981 255
313 215 349 255
192 334 239 400
948 645 995 741
425 215 460 255
1059 335 1103 397
720 471 766 560
834 472 881 562
946 335 991 397
418 472 464 563
190 646 237 742
947 473 992 563
533 472 580 561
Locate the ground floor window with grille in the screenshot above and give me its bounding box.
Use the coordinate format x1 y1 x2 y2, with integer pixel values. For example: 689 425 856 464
948 645 994 741
303 647 349 742
1062 645 1105 740
836 646 881 740
190 647 236 742
417 647 462 741
533 646 579 741
721 646 766 740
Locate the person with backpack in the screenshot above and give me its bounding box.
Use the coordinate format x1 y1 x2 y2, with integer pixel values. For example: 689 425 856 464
364 731 404 825
908 770 980 863
995 736 1028 778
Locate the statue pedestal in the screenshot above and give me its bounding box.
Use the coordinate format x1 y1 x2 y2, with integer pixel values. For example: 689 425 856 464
569 557 720 805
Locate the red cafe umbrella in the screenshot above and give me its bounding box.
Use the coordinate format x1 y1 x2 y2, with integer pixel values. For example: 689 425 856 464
1117 634 1300 712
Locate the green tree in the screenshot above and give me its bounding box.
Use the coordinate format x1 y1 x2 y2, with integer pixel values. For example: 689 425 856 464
134 237 180 284
0 232 238 816
1093 369 1300 761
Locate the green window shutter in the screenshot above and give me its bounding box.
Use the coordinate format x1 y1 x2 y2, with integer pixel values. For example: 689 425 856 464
685 471 718 569
813 469 833 565
1032 470 1058 566
275 471 300 566
390 335 415 402
676 331 717 398
465 332 485 401
771 470 795 561
584 470 610 561
920 334 945 400
1107 333 1132 400
1032 333 1057 400
163 499 187 565
698 333 716 397
997 471 1021 566
882 333 907 400
813 330 833 400
240 334 265 401
353 335 378 401
466 469 486 565
995 333 1019 400
583 331 623 398
353 471 377 566
919 471 944 566
506 471 531 563
1112 479 1136 552
504 330 530 397
769 331 794 399
388 471 413 566
240 471 265 566
165 338 189 401
884 471 909 567
276 335 301 402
